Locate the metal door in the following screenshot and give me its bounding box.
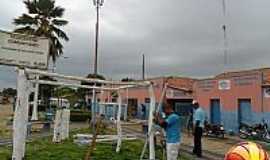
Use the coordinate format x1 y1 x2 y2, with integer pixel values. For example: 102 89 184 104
210 99 221 124
238 99 252 124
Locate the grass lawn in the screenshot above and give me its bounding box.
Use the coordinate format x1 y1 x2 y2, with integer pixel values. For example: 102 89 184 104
0 131 191 160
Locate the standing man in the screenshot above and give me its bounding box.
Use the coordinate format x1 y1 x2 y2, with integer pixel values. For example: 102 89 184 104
155 99 181 160
192 100 205 158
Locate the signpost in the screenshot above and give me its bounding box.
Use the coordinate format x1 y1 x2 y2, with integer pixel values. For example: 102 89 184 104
0 29 49 160
0 30 49 69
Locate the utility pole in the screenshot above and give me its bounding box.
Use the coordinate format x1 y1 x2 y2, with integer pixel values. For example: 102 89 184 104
93 0 104 75
142 54 145 80
92 0 104 138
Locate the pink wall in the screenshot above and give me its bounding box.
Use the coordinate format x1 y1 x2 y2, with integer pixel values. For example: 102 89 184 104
194 71 264 112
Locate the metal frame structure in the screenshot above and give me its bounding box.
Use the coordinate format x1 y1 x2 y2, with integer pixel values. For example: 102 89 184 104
12 68 156 160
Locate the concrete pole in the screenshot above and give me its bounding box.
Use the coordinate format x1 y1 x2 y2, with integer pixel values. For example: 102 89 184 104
91 89 96 134
116 91 122 153
12 69 30 160
31 75 39 121
148 84 156 160
124 88 128 121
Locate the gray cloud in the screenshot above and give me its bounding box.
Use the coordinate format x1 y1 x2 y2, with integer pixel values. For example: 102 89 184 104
0 0 270 89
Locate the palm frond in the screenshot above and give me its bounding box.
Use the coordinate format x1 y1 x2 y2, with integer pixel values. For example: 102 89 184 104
49 36 63 62
24 0 38 14
36 0 55 16
14 0 68 64
51 26 69 41
14 26 35 35
50 6 64 18
13 13 38 26
52 19 68 26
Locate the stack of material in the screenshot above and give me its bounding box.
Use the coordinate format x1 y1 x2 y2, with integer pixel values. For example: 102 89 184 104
52 109 70 143
73 134 137 146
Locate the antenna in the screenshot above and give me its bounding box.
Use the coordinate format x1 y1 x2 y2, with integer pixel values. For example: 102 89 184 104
222 0 229 71
142 54 145 80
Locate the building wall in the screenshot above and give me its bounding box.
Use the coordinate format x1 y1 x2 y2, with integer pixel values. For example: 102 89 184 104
194 69 270 132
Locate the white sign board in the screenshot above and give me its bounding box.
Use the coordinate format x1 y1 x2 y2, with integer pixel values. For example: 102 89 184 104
0 30 49 69
264 88 270 98
218 80 231 90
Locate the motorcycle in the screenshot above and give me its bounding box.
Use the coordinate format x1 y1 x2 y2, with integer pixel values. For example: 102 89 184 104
204 121 225 138
239 121 270 143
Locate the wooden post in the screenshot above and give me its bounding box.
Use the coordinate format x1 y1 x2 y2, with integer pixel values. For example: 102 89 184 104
12 69 30 160
116 91 122 153
148 84 156 160
31 75 39 121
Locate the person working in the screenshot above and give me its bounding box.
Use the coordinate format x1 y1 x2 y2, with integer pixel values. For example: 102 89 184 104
155 99 181 160
192 100 205 158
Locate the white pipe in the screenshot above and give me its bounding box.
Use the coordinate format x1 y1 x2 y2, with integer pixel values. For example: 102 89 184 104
116 92 122 153
124 88 128 121
91 89 96 129
29 79 118 91
12 69 30 160
25 68 150 86
148 84 156 160
31 75 39 121
156 83 168 113
98 102 127 106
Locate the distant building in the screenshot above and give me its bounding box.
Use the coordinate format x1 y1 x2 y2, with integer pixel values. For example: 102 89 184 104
194 68 270 132
94 77 195 119
86 67 270 133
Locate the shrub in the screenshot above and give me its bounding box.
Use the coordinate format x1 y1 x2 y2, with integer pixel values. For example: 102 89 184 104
70 110 91 122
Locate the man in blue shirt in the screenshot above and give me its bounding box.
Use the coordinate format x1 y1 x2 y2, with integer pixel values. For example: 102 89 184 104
155 99 181 160
192 100 205 158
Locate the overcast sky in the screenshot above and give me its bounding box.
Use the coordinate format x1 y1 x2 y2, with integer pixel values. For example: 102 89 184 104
0 0 270 89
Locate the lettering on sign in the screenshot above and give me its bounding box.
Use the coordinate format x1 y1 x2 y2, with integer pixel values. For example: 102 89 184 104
0 30 49 69
233 74 259 86
197 80 216 92
166 88 187 98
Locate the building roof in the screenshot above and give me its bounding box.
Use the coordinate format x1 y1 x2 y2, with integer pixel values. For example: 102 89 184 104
196 67 270 81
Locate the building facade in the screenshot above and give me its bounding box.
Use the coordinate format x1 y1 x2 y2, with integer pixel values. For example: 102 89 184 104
89 68 270 133
194 68 270 132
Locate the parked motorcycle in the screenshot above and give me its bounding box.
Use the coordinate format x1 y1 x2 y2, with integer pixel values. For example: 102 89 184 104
204 121 225 138
239 121 270 143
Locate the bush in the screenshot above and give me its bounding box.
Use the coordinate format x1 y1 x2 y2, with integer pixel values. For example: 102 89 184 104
70 110 91 122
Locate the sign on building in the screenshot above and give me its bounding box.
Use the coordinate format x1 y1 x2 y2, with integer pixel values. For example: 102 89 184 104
218 80 231 90
166 88 187 99
264 87 270 98
0 30 49 69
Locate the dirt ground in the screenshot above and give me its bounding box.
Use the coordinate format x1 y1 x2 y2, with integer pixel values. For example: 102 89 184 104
0 104 13 138
122 121 270 157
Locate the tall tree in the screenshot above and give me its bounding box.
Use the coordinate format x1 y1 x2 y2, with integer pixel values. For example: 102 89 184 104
13 0 69 65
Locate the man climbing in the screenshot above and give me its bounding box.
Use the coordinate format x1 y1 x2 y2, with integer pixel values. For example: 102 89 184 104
192 100 205 158
155 99 181 160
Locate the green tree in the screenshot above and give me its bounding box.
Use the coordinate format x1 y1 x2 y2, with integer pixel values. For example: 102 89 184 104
13 0 69 64
2 88 17 97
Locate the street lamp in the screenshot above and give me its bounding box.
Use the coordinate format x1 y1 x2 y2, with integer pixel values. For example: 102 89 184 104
93 0 104 75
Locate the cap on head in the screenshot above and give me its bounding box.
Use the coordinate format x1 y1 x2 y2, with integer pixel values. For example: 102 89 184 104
192 100 198 105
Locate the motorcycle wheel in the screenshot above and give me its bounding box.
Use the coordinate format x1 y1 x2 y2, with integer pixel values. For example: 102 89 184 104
239 132 248 139
220 133 225 139
263 135 270 143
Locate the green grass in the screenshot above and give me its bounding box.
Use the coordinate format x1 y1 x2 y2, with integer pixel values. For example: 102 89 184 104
0 127 191 160
0 138 191 160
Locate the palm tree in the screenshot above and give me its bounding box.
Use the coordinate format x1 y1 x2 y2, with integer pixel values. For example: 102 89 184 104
13 0 69 67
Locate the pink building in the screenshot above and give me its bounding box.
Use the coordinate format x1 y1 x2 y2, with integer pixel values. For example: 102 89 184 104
89 68 270 132
194 68 270 131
